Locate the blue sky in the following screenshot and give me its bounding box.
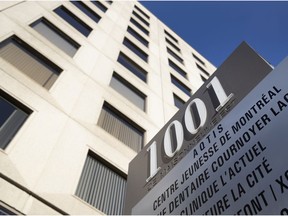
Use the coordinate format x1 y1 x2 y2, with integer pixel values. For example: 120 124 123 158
140 1 288 68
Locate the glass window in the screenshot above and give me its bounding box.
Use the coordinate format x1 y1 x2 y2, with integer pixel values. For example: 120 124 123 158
71 1 101 24
196 63 210 76
30 17 80 57
123 37 148 62
192 53 206 66
134 5 150 20
127 26 148 47
164 29 178 44
110 73 146 111
0 91 31 150
91 1 108 12
0 36 62 89
171 74 191 96
165 38 180 52
167 47 183 64
132 11 149 27
117 52 147 82
130 18 149 36
97 103 144 152
173 94 185 109
106 0 113 4
75 152 126 215
169 59 186 78
54 5 92 37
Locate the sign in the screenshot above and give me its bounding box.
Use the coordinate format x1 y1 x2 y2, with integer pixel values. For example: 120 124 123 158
131 56 288 215
124 42 273 214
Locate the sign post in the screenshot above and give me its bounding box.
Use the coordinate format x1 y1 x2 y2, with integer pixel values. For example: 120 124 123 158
124 42 275 214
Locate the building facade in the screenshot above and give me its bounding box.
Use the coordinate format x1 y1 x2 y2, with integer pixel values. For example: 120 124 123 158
0 1 216 214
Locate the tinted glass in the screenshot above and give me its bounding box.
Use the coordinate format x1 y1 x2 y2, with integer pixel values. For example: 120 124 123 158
91 1 107 12
54 6 92 37
0 97 15 127
71 1 101 23
123 38 148 62
127 27 148 47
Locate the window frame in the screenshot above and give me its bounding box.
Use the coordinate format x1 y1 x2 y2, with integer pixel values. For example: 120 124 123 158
0 35 62 89
123 37 148 62
171 74 191 97
127 26 149 47
54 5 92 37
132 10 149 27
0 90 32 150
130 18 149 36
97 102 145 152
75 150 127 215
110 72 146 111
169 59 187 78
30 17 80 57
117 52 147 82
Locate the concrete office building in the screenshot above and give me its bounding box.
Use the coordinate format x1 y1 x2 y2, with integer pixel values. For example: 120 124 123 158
0 1 216 214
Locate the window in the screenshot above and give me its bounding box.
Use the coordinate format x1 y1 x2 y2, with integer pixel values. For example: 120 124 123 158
169 59 186 78
165 38 180 52
30 17 80 57
167 47 183 64
132 11 149 27
0 90 31 150
117 52 147 82
171 74 191 96
97 103 144 152
201 74 207 82
71 1 101 24
173 94 185 109
134 5 150 20
0 36 62 89
130 18 149 36
106 0 113 4
54 5 92 37
164 30 178 44
110 73 146 111
127 26 148 47
192 53 206 66
196 63 210 76
123 37 148 62
75 151 126 215
91 1 108 12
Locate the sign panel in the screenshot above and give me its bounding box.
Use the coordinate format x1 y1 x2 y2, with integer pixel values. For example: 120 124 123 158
132 57 288 215
124 42 273 214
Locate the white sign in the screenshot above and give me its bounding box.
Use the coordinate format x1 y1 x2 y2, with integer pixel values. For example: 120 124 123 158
132 57 288 215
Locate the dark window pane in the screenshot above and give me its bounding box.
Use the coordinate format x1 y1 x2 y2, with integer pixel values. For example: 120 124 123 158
0 91 31 150
193 53 206 66
71 1 101 23
196 63 210 76
169 59 186 78
123 38 148 62
164 29 178 44
173 94 185 109
117 52 147 82
171 74 191 96
165 38 180 52
134 5 150 19
106 1 113 4
91 1 107 12
0 97 15 127
54 6 92 37
127 26 148 47
130 18 149 35
132 11 149 27
167 47 183 64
